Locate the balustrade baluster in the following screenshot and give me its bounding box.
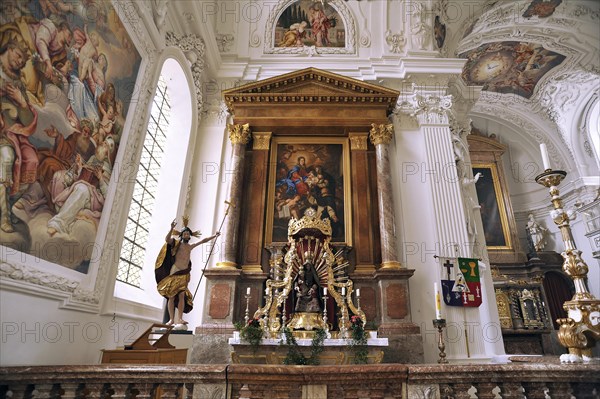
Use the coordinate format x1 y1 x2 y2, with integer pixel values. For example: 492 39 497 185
498 382 524 399
58 383 82 399
4 384 33 399
183 383 194 399
237 384 251 399
474 382 496 399
81 383 110 399
545 382 571 399
156 383 182 399
128 383 156 399
439 383 453 399
571 383 598 399
451 383 472 399
521 382 546 399
107 383 129 399
30 383 56 399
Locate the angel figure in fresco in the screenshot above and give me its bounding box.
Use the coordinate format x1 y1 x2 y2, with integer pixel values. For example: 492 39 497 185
155 219 220 326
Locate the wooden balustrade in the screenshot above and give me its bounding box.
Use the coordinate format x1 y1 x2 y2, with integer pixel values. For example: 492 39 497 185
1 363 599 399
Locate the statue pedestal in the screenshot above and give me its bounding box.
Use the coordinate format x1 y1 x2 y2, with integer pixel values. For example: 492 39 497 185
229 337 388 365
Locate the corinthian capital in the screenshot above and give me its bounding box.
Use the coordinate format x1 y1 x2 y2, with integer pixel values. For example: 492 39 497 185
228 123 251 145
369 124 394 145
409 94 453 125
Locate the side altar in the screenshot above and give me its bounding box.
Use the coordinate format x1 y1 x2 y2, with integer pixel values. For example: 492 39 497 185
191 69 423 365
230 208 389 364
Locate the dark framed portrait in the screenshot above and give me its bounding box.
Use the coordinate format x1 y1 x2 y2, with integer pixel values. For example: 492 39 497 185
473 164 513 250
265 137 351 244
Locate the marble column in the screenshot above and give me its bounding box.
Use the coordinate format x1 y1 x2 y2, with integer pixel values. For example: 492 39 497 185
239 132 271 273
369 124 401 269
216 123 251 268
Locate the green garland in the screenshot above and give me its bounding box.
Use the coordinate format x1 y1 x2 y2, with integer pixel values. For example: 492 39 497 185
280 328 326 365
235 319 263 353
350 316 368 364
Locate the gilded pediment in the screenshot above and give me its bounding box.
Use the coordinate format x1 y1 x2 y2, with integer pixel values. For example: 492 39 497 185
223 68 399 114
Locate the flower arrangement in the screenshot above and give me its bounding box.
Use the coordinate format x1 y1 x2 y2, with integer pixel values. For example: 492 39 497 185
235 318 264 353
350 315 368 364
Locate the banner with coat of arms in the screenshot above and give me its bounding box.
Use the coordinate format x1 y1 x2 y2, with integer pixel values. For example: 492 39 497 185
440 257 482 307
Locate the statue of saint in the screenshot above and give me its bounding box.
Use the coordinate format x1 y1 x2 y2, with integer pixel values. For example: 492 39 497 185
155 219 219 326
526 213 547 253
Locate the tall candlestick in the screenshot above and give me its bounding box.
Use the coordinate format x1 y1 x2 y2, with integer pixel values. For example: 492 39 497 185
539 143 551 171
434 283 442 319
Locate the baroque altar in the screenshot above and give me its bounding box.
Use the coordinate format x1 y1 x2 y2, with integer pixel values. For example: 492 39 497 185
229 208 388 364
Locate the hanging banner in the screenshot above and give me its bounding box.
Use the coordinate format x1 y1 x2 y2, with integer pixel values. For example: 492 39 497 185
441 257 482 307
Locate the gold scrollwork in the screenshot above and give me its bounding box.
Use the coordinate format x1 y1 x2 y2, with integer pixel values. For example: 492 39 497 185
228 123 251 145
369 123 394 145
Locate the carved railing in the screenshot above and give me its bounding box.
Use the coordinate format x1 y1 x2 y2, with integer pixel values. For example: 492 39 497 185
1 363 599 399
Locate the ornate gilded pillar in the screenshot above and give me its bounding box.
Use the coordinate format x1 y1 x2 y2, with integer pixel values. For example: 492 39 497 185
369 124 402 270
216 123 251 268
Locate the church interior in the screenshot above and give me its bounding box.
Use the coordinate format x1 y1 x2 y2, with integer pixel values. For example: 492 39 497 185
1 0 599 397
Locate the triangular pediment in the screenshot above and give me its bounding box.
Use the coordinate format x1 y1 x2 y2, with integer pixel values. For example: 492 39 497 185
223 68 399 115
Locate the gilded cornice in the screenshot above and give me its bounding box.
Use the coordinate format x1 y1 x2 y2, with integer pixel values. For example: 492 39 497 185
348 133 368 151
252 132 272 150
228 123 251 145
369 124 394 145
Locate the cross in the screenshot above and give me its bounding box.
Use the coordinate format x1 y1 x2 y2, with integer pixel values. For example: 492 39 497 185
443 260 454 280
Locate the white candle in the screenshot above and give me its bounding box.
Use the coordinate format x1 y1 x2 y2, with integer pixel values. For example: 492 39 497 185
540 143 551 171
265 287 269 296
341 287 346 296
323 287 327 296
434 283 442 319
246 287 251 295
356 288 360 297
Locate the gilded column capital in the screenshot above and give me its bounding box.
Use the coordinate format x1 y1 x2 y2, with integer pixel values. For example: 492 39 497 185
348 133 368 151
252 132 272 150
369 124 394 145
227 123 251 145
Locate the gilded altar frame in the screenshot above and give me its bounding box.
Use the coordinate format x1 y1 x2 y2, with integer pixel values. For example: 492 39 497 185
265 136 353 245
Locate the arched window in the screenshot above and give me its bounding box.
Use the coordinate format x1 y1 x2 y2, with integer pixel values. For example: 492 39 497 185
113 58 194 309
117 76 171 287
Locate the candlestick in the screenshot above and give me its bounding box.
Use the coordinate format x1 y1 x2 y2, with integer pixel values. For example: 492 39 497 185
434 283 442 320
244 292 251 325
433 319 448 364
535 168 599 362
539 143 551 171
323 292 329 335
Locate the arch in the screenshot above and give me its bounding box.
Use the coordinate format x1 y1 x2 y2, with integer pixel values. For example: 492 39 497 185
113 52 197 310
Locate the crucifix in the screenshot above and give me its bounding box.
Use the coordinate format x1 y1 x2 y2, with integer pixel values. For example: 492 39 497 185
443 259 454 281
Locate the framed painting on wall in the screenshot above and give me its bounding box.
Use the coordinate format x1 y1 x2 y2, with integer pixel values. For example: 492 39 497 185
473 163 513 250
265 137 352 245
